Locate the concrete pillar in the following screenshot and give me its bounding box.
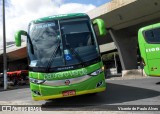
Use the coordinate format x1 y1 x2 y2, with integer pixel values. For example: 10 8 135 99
108 29 138 70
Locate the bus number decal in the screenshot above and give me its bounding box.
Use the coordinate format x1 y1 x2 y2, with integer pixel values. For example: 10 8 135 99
146 47 160 53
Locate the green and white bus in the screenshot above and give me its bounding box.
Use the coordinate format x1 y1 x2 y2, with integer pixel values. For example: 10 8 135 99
138 22 160 76
15 13 107 100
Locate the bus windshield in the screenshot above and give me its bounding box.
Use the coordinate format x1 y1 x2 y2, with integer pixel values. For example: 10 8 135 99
28 18 99 71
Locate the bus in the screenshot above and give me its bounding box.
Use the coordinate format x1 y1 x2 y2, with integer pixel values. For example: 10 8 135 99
15 13 107 100
138 22 160 76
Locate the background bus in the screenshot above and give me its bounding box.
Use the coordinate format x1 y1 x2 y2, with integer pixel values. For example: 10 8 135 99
138 22 160 76
15 13 107 100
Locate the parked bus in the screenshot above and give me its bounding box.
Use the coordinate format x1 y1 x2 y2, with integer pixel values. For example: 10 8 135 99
15 13 107 100
138 22 160 76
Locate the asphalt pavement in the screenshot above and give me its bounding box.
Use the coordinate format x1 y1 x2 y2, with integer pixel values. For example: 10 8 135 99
0 76 160 112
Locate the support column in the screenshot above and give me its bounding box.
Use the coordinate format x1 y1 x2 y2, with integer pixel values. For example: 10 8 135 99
108 29 138 70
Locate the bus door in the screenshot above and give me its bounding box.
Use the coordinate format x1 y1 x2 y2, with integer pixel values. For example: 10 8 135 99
143 26 160 76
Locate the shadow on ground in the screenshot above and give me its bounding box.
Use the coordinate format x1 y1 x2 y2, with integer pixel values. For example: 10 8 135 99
156 82 160 85
42 82 160 110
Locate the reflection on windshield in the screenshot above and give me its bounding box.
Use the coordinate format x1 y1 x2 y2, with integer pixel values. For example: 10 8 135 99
28 18 99 69
60 19 99 66
29 22 64 67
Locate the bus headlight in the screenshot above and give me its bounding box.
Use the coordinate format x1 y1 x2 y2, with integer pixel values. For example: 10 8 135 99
30 78 45 84
89 68 103 76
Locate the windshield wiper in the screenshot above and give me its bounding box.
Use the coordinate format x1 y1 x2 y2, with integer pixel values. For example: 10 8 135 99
66 43 84 66
45 40 61 72
63 34 84 66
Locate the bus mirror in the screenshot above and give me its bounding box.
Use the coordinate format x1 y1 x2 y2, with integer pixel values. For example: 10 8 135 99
15 30 27 47
93 19 107 36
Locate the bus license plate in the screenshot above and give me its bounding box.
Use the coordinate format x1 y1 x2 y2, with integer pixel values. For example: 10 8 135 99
62 90 76 96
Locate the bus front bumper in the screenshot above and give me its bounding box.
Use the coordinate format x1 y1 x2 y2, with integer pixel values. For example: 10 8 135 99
30 74 106 101
32 87 105 101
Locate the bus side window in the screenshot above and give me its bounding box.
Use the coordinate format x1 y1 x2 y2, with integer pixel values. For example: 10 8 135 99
145 31 154 42
153 28 160 42
145 28 160 43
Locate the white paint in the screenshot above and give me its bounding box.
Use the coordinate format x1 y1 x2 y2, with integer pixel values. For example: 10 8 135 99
44 68 88 80
146 47 160 53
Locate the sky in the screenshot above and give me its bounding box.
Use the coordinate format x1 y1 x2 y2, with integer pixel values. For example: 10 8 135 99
0 0 111 47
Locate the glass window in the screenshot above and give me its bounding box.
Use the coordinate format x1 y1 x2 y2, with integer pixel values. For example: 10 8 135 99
29 21 64 67
144 28 160 43
27 18 100 71
60 19 98 65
